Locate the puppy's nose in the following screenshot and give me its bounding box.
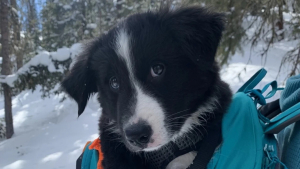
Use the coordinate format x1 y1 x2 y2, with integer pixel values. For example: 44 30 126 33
125 122 152 148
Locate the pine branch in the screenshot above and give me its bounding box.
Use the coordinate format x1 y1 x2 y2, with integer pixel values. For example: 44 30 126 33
290 47 300 76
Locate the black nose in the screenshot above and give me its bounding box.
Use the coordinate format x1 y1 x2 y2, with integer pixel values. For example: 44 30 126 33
125 122 152 148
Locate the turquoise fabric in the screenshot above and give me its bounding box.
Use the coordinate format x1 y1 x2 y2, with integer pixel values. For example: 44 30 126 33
281 122 300 169
280 74 300 111
207 92 265 169
208 68 294 169
81 142 99 169
265 103 300 134
237 69 267 93
278 74 300 169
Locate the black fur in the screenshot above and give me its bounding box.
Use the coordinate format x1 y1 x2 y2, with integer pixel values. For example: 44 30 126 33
62 6 232 169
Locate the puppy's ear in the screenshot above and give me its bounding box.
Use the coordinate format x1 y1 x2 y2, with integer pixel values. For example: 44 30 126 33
165 7 225 67
61 42 98 117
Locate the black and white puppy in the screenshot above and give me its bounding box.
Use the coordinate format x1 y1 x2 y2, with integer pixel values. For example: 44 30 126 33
62 6 232 169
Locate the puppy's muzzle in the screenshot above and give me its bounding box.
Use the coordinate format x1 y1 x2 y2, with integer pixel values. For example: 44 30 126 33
125 121 153 149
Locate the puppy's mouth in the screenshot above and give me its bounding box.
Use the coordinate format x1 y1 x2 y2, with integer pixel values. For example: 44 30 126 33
123 120 170 152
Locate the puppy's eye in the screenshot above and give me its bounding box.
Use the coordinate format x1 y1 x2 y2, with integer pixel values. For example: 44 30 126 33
151 64 165 77
109 77 119 91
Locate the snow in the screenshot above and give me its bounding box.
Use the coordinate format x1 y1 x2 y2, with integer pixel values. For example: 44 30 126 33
0 28 298 169
51 43 57 48
219 40 296 102
86 23 97 29
41 152 63 162
1 44 82 87
3 160 25 169
84 30 90 35
63 5 71 10
5 75 18 87
57 18 72 25
51 47 71 61
0 86 101 169
70 43 82 57
11 8 18 16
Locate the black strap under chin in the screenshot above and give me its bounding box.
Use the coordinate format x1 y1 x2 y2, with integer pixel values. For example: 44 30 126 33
187 124 222 169
145 122 222 169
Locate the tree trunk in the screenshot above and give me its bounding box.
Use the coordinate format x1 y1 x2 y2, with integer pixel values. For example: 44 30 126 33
277 0 284 40
81 0 87 39
11 0 23 70
27 0 36 33
116 0 122 19
1 0 14 139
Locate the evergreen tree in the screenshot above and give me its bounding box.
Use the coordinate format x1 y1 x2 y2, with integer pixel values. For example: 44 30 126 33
186 0 299 75
0 117 5 139
41 0 98 51
5 0 300 101
11 0 23 71
18 0 41 67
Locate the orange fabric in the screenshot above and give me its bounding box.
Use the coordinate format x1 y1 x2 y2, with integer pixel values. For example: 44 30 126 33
89 138 104 169
82 141 92 153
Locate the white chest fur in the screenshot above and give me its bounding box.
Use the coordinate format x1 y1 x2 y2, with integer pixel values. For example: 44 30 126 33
166 151 197 169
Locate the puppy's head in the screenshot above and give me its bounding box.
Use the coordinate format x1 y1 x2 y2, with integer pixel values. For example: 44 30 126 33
62 7 224 152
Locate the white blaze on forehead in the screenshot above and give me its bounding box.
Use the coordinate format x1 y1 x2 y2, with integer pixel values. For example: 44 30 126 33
115 28 169 150
115 29 134 80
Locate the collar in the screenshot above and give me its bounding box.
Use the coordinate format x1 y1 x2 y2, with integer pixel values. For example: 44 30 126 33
145 122 222 169
146 127 204 169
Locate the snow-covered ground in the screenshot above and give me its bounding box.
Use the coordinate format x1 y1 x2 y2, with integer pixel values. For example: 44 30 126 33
0 87 101 169
0 38 297 169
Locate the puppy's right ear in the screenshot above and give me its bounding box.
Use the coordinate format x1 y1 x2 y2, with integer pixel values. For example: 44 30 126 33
61 43 98 117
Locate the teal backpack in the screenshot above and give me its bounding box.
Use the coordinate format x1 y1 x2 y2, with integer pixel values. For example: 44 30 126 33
207 68 300 169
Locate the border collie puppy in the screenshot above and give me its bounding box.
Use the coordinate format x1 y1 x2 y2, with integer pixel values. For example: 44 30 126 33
62 6 232 169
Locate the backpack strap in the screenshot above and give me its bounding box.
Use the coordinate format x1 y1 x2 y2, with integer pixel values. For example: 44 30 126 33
265 102 300 134
238 68 267 92
78 138 104 169
245 77 300 134
259 99 281 119
83 141 92 152
259 100 300 134
89 138 104 169
76 141 92 169
76 151 84 169
187 123 222 169
247 80 282 107
81 142 94 169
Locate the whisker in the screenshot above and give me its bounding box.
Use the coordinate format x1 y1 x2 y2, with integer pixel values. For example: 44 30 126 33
115 142 123 150
167 115 191 122
166 108 191 118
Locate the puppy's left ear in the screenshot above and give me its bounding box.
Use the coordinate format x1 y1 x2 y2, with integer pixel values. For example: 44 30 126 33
166 7 225 67
61 42 98 117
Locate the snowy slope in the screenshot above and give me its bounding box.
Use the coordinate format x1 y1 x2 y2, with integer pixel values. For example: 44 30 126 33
0 40 297 168
222 39 299 91
0 86 101 169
